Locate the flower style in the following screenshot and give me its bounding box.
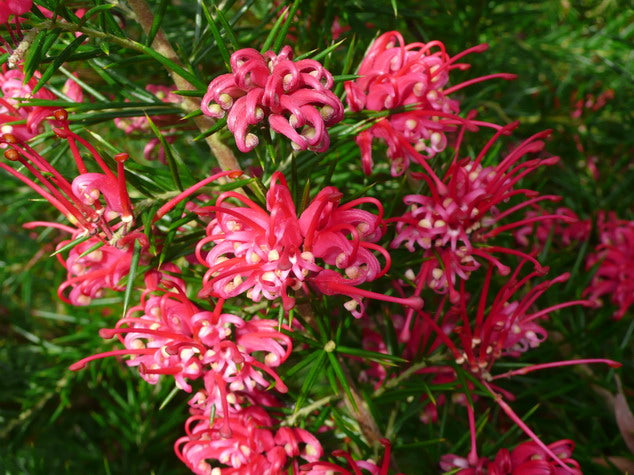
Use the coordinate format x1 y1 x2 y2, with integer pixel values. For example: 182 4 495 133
440 438 581 475
201 46 344 153
194 171 420 317
584 212 634 319
390 128 567 302
345 31 515 176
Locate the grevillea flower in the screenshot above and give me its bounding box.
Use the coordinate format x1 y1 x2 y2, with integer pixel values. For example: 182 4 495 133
345 31 515 176
411 261 620 470
301 438 400 475
38 227 148 306
0 0 32 24
440 439 581 474
584 212 634 319
71 271 292 399
0 111 147 305
514 206 591 250
193 171 421 317
1 66 82 141
201 46 344 153
176 405 322 475
390 127 566 302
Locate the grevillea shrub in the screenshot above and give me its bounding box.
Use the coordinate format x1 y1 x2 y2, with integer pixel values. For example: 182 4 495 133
1 2 632 474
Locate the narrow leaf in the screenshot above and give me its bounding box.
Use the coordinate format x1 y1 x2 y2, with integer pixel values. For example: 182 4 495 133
121 238 143 316
146 115 183 191
33 34 87 95
201 1 231 69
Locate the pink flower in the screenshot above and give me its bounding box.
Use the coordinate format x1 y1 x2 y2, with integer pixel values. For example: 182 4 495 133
175 406 322 474
390 128 564 301
115 84 183 134
514 206 591 250
1 112 146 305
1 67 82 141
0 0 32 23
46 229 148 306
584 212 634 319
345 31 515 176
440 438 581 475
201 46 343 153
195 171 420 317
301 438 400 475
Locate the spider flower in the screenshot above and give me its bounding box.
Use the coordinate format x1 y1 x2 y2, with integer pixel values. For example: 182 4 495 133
345 31 515 175
440 439 581 475
201 46 343 153
0 114 147 305
584 212 634 319
390 128 567 301
176 405 322 475
195 171 420 317
514 205 591 250
301 438 401 475
1 67 81 141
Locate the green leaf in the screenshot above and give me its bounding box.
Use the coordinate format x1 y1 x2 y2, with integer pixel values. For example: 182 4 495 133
172 89 206 97
272 0 301 53
326 352 356 411
260 4 288 53
50 233 91 257
121 238 143 317
32 34 88 95
77 240 105 259
146 0 169 46
158 385 180 410
77 4 116 28
200 1 231 70
294 351 327 414
23 30 49 82
146 115 183 191
193 117 227 141
214 6 240 51
336 345 408 364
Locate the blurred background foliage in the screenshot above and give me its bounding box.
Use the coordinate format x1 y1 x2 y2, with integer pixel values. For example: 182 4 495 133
1 0 632 473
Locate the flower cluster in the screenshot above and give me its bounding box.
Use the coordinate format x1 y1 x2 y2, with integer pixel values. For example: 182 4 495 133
441 439 581 474
195 171 420 317
114 84 183 162
584 212 634 319
514 205 591 250
0 111 144 305
1 66 82 141
390 128 564 301
345 31 515 175
201 46 343 152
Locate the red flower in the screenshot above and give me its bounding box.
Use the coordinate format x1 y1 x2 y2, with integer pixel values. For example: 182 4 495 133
345 31 515 176
201 47 343 153
584 212 634 319
196 171 420 317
